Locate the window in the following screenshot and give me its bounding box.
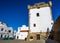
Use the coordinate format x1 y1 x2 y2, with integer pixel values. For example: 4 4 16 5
33 24 36 27
30 36 33 39
8 30 11 33
17 36 19 39
51 23 53 25
1 28 4 31
36 13 39 17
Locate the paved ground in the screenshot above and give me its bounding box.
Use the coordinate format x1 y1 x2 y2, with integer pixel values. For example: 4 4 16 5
0 35 59 43
0 39 59 43
0 40 45 43
0 40 28 43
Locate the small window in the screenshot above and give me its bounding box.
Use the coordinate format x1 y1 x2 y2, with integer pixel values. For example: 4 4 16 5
8 30 11 33
1 28 4 31
30 36 33 39
51 23 53 25
33 24 36 27
36 13 39 17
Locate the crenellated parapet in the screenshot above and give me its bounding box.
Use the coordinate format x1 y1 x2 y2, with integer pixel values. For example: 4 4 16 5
28 1 52 9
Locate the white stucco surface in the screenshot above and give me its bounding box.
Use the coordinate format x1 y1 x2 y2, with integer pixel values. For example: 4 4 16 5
16 25 28 40
29 7 54 32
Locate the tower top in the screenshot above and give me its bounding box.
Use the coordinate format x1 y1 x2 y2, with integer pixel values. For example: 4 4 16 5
28 1 52 9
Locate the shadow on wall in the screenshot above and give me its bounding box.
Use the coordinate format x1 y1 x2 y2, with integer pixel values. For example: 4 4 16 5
46 16 60 43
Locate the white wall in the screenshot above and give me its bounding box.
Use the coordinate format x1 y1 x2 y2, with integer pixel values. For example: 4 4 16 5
0 26 15 38
16 25 28 40
0 26 8 38
29 7 54 33
7 27 14 38
20 25 28 30
18 32 28 40
0 26 7 33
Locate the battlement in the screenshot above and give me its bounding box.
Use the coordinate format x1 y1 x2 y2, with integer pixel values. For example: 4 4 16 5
28 1 52 9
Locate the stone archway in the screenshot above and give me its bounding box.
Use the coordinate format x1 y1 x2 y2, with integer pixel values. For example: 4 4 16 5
26 33 36 41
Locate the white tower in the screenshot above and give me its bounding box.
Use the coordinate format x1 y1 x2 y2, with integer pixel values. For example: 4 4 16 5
28 1 54 33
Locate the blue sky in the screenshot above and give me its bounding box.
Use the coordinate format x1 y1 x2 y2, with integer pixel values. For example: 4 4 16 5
0 0 60 31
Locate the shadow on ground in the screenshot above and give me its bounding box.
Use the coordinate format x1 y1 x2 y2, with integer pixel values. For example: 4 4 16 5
45 39 59 43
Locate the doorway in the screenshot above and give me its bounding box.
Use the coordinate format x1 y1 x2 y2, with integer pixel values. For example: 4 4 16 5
1 34 3 38
36 34 40 40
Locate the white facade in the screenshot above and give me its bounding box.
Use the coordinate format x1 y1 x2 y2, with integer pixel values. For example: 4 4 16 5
29 6 54 33
13 30 16 39
0 22 16 39
7 27 14 38
0 26 8 38
16 25 28 40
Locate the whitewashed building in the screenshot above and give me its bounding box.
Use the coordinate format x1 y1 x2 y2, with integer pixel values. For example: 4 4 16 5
27 1 54 40
0 22 16 39
28 1 54 33
16 25 28 40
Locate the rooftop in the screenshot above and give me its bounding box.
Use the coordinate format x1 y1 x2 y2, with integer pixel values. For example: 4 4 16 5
28 1 52 9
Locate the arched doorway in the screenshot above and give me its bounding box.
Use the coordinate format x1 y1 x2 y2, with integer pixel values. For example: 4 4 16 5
30 36 33 39
30 36 33 41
